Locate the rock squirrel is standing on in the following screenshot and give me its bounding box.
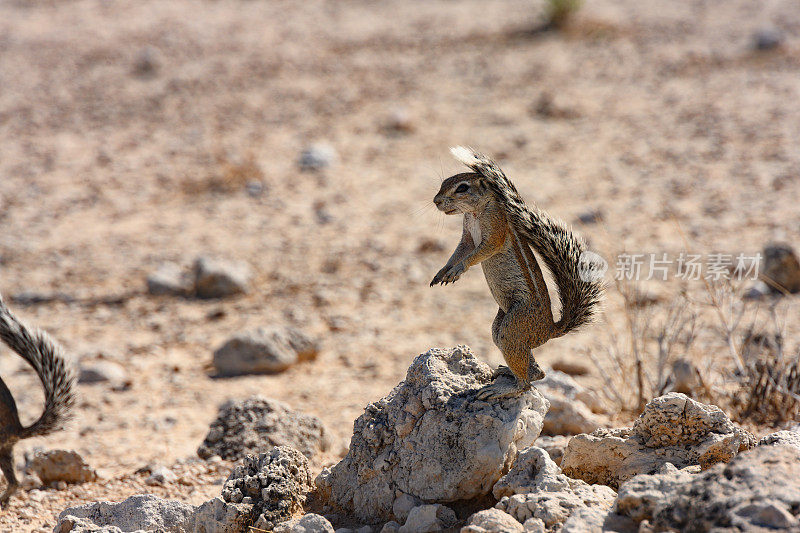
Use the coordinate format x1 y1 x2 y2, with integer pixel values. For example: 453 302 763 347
0 293 75 506
430 147 603 399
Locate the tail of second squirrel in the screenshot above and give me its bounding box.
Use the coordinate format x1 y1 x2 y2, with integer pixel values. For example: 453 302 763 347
451 147 604 337
0 292 76 506
0 293 76 440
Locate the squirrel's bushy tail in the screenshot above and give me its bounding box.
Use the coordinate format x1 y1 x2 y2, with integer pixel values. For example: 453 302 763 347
451 147 604 336
0 294 75 439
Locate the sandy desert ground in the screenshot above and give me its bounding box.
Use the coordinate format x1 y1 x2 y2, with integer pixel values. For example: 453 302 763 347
1 0 800 530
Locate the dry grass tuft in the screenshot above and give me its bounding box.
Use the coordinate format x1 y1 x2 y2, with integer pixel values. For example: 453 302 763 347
587 280 698 414
731 300 800 426
590 275 800 427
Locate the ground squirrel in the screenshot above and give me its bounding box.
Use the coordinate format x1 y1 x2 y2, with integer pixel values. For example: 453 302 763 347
431 147 603 399
0 293 75 506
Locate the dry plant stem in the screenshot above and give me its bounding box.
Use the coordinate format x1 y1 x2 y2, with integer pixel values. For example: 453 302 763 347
590 280 699 412
655 298 697 395
635 359 645 412
617 280 650 412
585 347 626 408
701 278 747 373
768 302 786 363
672 219 747 374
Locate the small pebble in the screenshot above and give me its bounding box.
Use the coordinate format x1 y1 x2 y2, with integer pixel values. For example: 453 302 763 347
246 181 265 197
753 28 783 51
145 466 177 486
133 46 160 76
576 209 604 225
299 143 338 171
384 108 414 133
78 360 128 385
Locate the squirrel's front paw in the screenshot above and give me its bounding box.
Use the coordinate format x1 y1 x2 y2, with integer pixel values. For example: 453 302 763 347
430 266 448 286
440 262 466 284
430 262 468 286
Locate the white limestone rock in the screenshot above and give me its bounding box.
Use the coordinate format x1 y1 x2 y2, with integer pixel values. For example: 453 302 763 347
493 447 616 532
315 346 548 523
54 494 194 533
561 393 755 488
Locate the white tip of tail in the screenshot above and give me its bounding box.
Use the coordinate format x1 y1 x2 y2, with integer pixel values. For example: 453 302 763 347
450 146 479 166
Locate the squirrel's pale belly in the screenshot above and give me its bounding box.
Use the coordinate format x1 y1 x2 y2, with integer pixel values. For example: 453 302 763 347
481 239 535 313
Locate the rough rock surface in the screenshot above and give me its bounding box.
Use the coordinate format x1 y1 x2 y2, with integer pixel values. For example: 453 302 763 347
462 508 523 533
493 447 616 532
198 397 329 461
398 504 457 533
193 496 252 533
193 256 252 298
493 447 564 500
315 346 548 523
561 393 756 488
536 371 605 436
534 436 569 466
540 396 602 436
392 493 423 524
758 429 800 451
212 327 319 376
650 445 800 531
613 462 695 523
380 521 402 533
273 513 335 533
26 450 97 485
220 446 313 532
54 494 195 533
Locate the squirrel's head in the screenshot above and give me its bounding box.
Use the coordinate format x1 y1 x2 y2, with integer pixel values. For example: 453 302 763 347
433 172 492 215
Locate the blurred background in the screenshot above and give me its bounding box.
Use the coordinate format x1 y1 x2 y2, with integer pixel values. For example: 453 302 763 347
1 0 799 529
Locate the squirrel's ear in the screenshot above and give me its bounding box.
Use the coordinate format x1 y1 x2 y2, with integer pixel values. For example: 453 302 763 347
450 146 478 167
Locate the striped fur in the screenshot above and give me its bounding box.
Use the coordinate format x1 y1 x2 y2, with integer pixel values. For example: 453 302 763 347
450 147 604 336
0 293 75 439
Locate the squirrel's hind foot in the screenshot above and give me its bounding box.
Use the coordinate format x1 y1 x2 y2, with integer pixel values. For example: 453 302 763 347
529 359 546 382
476 378 531 401
491 365 515 380
491 361 546 382
480 360 545 400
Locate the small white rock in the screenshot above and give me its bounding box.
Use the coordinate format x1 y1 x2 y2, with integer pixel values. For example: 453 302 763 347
78 360 128 385
299 143 338 171
399 504 457 533
145 466 177 485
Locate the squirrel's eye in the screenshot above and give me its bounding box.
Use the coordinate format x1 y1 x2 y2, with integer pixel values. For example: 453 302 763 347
454 184 469 193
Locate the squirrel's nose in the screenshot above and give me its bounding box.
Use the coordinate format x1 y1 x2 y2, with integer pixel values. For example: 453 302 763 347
433 196 444 206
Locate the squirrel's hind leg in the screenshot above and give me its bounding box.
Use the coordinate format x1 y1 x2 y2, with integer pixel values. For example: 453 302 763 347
0 446 18 508
478 305 545 400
